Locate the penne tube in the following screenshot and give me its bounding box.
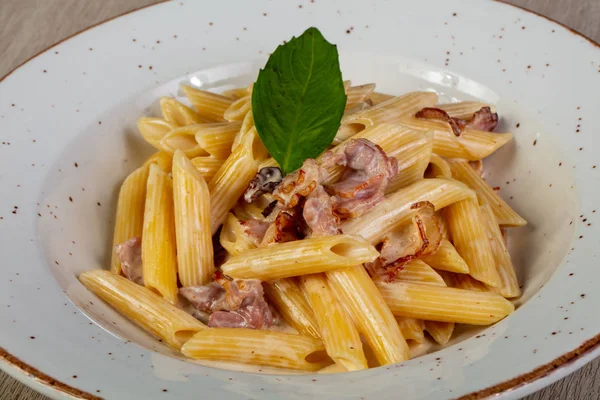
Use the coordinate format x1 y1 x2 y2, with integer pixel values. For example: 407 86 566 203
224 95 252 121
232 109 254 150
159 124 210 158
137 117 177 151
444 198 501 287
377 281 514 325
79 270 206 349
398 118 513 160
160 97 209 126
318 363 348 374
327 266 410 365
437 210 451 240
342 178 475 245
142 164 178 304
190 155 224 183
221 86 251 100
480 204 521 298
110 165 150 275
172 151 214 286
221 235 379 281
345 83 376 110
396 317 426 343
394 260 447 286
219 212 259 256
181 86 234 122
181 329 330 371
258 157 280 170
449 161 527 227
263 278 321 339
440 270 488 292
436 102 496 120
425 154 452 179
299 274 368 371
421 239 470 274
143 151 173 173
208 128 262 234
194 122 241 159
384 131 434 193
369 91 395 105
425 321 454 345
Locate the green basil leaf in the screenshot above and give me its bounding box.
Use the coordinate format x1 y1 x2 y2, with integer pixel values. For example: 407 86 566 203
252 27 347 174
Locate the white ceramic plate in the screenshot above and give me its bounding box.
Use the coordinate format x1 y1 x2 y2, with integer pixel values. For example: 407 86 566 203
1 0 599 399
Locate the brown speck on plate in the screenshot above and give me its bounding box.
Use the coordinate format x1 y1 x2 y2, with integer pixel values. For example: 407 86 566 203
74 162 78 167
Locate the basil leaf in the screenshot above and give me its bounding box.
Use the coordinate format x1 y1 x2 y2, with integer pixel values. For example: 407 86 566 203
252 27 347 174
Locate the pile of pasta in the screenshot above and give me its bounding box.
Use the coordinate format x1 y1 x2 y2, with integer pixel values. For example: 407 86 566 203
80 81 525 373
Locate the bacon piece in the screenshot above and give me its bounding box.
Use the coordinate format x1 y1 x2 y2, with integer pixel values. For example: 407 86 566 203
240 219 270 245
114 237 144 285
324 139 398 218
179 282 226 313
303 185 341 236
416 107 467 136
466 106 498 132
260 208 308 246
273 159 327 207
243 167 283 203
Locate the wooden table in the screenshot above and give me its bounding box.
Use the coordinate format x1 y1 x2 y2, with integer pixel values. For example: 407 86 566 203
1 0 599 399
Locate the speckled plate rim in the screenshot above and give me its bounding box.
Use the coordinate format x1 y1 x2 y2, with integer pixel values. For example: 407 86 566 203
0 0 599 399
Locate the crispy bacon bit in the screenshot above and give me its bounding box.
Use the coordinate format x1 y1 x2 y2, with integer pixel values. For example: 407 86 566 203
469 160 484 177
261 208 308 246
303 185 341 236
324 139 398 218
273 159 327 207
466 107 498 132
365 202 442 281
114 237 144 285
243 167 283 203
180 279 273 329
416 107 467 136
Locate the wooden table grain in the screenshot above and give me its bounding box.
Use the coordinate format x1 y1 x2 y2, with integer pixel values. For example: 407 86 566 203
1 0 599 399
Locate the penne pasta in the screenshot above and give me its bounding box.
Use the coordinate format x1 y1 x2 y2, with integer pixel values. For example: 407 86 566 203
219 212 259 256
444 198 501 287
263 278 321 339
143 151 173 173
160 97 209 126
159 124 210 158
327 266 410 365
172 151 214 286
396 317 426 343
224 95 251 121
425 321 454 345
299 274 368 371
221 86 251 100
377 281 514 325
190 155 224 183
142 164 179 304
221 235 378 281
181 86 234 122
421 239 470 274
342 178 475 244
258 157 280 170
394 260 447 286
440 270 488 292
369 91 395 105
425 153 452 179
318 363 348 374
345 83 376 110
79 270 206 349
194 122 241 159
110 165 149 275
181 329 330 371
436 101 496 120
480 204 521 298
449 161 527 227
137 117 177 151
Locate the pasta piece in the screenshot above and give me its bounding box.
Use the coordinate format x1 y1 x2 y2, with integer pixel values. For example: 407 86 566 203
224 95 251 121
342 178 475 244
318 364 347 374
369 92 394 105
221 235 378 281
425 321 454 345
421 239 470 274
258 157 280 170
221 86 251 100
395 317 426 343
425 154 452 179
143 151 173 173
160 97 208 126
377 281 514 325
437 102 496 120
394 260 446 286
160 124 210 158
437 210 450 240
190 155 224 183
110 165 149 275
440 271 487 291
220 212 259 256
137 117 176 151
142 164 178 304
232 109 254 150
384 131 434 193
398 118 513 160
444 198 501 287
345 83 376 110
172 151 214 286
480 204 521 298
194 122 241 159
208 128 262 234
299 274 368 371
181 329 330 371
181 86 234 121
449 161 527 227
263 278 321 339
79 270 206 349
327 266 410 365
